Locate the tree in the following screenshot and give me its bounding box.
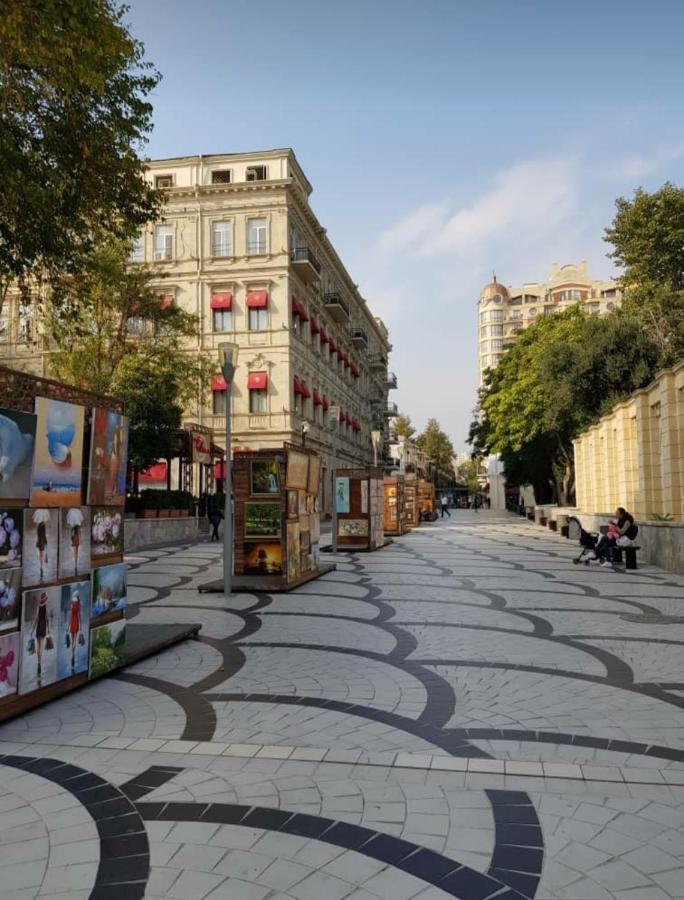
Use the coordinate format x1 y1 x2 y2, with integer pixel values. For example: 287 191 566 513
392 415 415 440
0 0 160 311
605 182 684 365
470 306 659 503
416 418 456 482
456 458 481 496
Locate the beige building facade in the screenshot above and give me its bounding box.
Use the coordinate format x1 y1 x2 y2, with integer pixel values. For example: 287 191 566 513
574 361 684 521
478 261 621 382
1 149 396 510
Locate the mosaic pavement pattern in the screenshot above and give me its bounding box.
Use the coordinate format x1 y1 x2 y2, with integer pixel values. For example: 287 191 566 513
1 510 684 899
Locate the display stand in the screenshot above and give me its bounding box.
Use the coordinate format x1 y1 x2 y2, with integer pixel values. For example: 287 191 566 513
383 474 407 536
334 468 387 551
404 473 419 529
418 478 437 521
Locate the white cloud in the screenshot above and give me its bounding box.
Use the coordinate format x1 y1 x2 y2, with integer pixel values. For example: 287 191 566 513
616 142 684 180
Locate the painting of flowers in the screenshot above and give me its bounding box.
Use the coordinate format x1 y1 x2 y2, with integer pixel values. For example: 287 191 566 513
91 508 124 562
0 510 22 569
0 568 21 633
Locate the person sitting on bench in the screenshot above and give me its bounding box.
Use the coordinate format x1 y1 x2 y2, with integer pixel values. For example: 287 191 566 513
595 507 638 567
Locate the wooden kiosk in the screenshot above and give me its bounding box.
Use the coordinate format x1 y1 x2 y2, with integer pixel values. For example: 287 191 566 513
418 478 437 521
404 473 419 529
383 474 408 536
335 468 386 551
232 445 333 589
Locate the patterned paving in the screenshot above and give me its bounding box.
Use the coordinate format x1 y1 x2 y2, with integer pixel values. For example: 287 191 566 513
1 510 684 899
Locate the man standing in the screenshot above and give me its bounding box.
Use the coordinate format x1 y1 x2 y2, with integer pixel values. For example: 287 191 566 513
440 493 451 518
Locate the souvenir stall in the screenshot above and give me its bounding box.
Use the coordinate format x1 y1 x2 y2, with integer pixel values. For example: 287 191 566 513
0 366 130 722
232 445 331 590
404 473 419 529
334 468 386 551
418 478 437 521
383 474 407 536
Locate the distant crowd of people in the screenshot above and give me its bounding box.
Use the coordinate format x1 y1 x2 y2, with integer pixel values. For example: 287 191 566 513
440 493 490 517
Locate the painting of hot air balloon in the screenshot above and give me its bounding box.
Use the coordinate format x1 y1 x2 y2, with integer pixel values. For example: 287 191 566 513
0 407 36 501
30 398 85 507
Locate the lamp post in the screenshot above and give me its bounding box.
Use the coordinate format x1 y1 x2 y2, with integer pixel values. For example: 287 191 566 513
370 429 381 468
327 404 340 555
218 342 239 599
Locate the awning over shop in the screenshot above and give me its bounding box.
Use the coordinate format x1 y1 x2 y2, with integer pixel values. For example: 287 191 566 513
140 462 167 482
211 374 228 391
211 292 233 309
247 371 268 390
246 290 268 308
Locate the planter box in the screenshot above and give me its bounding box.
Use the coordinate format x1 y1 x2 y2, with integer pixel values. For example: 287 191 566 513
142 509 158 518
159 509 171 518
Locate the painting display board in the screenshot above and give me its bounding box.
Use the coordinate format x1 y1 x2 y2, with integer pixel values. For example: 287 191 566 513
234 446 322 588
0 365 127 720
417 478 437 521
336 468 386 551
383 475 407 536
404 473 419 529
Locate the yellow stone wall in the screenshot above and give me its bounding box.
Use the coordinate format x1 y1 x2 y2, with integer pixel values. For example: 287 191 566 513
574 361 684 520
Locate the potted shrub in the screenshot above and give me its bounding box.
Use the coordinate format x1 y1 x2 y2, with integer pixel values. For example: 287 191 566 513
158 491 172 518
140 490 159 518
177 490 193 517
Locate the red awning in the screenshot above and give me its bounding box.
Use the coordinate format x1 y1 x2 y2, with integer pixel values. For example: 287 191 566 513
313 390 322 406
310 318 320 335
140 462 167 482
329 339 337 353
299 305 309 322
300 381 311 399
212 374 228 391
320 327 329 344
213 461 226 479
350 363 359 377
247 371 268 390
292 298 302 318
159 294 174 310
339 409 345 422
211 292 233 310
294 376 303 396
246 290 268 309
323 396 329 411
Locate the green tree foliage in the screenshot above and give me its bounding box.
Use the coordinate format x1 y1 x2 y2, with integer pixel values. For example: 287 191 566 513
392 415 416 440
0 0 160 309
416 418 456 482
605 182 684 364
470 307 659 503
456 458 481 495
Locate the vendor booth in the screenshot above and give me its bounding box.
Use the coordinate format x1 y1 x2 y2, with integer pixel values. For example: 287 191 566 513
383 474 407 536
335 468 386 551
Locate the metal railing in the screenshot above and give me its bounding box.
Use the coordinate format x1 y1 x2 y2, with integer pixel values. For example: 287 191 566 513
324 292 350 317
291 245 321 274
247 240 268 256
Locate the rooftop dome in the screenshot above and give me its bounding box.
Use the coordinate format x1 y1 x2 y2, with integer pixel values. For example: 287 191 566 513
480 276 509 303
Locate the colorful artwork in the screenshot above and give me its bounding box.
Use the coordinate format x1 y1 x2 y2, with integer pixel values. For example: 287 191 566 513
92 562 127 620
0 407 36 501
361 480 369 514
91 508 124 562
59 507 91 579
0 632 20 699
310 513 320 543
243 542 283 576
0 568 21 633
339 519 369 537
90 618 126 679
335 477 350 513
244 502 281 538
286 449 309 490
87 409 129 506
307 455 321 496
0 509 22 569
30 398 85 507
287 491 298 518
57 580 91 679
19 586 60 694
250 459 280 495
22 508 58 587
286 521 300 584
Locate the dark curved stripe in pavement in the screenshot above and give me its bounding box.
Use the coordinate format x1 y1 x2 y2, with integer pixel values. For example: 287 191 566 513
486 789 544 897
120 765 184 801
116 672 217 741
0 754 150 900
136 799 535 899
202 691 487 758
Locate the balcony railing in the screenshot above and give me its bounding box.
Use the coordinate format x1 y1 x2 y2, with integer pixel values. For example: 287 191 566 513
247 240 268 256
324 292 350 323
290 246 321 284
352 329 368 348
385 401 399 417
370 353 387 370
386 371 398 390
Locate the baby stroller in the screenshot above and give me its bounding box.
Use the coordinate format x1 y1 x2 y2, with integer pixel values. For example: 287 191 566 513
567 516 598 565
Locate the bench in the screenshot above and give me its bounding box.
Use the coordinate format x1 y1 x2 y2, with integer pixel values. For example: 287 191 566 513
610 545 640 570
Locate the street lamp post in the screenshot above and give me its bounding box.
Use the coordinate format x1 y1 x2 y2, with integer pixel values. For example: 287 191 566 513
328 404 340 555
218 342 239 599
370 429 382 468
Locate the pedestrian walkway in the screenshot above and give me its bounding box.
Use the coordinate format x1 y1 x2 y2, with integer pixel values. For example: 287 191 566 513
1 511 683 899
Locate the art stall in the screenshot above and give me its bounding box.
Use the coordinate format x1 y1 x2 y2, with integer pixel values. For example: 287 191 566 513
383 474 408 536
417 478 437 521
404 473 419 529
0 366 129 722
232 445 333 590
334 468 386 551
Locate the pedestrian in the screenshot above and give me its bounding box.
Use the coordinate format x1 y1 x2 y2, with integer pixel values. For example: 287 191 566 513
594 507 638 567
208 508 224 542
440 493 451 518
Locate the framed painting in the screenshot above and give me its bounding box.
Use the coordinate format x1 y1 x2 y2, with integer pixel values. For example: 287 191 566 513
30 398 85 508
0 631 19 700
0 567 21 633
57 580 91 680
286 449 309 491
243 542 283 576
335 477 350 514
92 562 127 621
87 409 129 507
0 509 23 569
18 586 60 694
250 459 280 496
287 491 298 518
286 521 300 584
91 507 124 563
0 407 36 501
244 502 281 538
90 618 126 679
58 507 91 580
22 508 58 588
307 455 321 496
339 519 369 537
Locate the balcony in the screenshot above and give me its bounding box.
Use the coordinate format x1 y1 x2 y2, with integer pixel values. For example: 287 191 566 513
290 246 321 284
370 353 387 371
386 371 398 390
324 292 350 323
385 401 399 417
352 329 368 349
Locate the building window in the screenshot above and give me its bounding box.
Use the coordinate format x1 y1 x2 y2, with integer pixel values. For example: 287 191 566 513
509 295 523 305
211 169 232 184
155 174 174 189
490 309 504 321
601 288 616 298
126 316 144 336
0 308 8 342
480 311 487 323
246 165 267 182
212 390 226 415
247 218 268 255
211 221 232 257
589 302 601 314
212 309 232 332
491 339 503 352
490 324 503 336
249 307 268 331
543 305 555 315
129 234 144 263
607 302 615 311
249 389 268 413
154 224 173 261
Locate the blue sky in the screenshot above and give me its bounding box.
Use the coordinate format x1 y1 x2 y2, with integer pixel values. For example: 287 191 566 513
127 0 684 448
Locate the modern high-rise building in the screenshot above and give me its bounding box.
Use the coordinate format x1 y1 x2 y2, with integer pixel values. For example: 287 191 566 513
1 149 398 511
478 261 621 382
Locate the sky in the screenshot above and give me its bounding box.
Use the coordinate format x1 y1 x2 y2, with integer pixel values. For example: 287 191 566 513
126 0 684 449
